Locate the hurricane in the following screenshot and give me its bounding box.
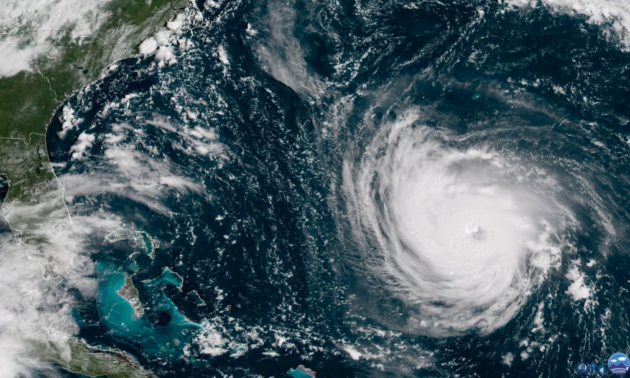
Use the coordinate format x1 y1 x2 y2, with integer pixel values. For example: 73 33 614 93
344 109 563 335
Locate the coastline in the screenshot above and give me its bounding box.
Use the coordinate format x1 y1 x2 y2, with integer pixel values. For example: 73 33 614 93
0 0 200 376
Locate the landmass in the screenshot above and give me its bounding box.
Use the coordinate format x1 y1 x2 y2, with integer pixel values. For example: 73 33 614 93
188 290 207 306
1 0 185 204
97 262 200 358
143 267 184 291
140 232 161 259
117 275 145 318
20 336 155 378
106 228 161 259
288 365 317 378
0 0 190 376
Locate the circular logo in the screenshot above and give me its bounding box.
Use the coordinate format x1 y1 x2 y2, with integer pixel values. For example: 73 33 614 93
608 352 630 375
576 362 588 375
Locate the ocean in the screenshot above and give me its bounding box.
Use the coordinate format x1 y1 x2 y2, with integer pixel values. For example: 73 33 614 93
44 0 630 376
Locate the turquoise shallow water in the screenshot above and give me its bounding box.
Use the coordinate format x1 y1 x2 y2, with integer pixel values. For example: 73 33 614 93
287 366 317 378
95 261 199 358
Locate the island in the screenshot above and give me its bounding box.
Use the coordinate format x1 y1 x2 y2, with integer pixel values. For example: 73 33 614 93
117 275 145 318
140 231 161 259
142 267 184 291
96 262 200 358
105 228 161 259
288 365 317 378
188 290 207 306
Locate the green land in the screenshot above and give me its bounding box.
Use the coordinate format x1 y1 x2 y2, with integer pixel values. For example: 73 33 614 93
22 337 155 378
0 0 187 376
1 0 180 202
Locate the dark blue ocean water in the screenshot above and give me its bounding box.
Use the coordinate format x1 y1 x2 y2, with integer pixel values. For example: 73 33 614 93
44 0 630 377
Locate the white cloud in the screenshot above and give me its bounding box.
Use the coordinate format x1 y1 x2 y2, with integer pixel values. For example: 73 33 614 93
146 117 178 133
70 132 95 159
340 345 362 360
167 14 187 31
137 28 177 66
194 323 228 356
0 178 99 376
62 138 205 216
188 126 218 140
103 133 125 145
506 0 630 49
103 147 147 176
255 0 322 96
155 46 176 65
58 106 81 139
0 341 59 378
159 176 202 193
217 45 229 65
186 110 198 121
0 42 31 78
566 266 591 300
343 110 564 336
205 0 221 9
154 30 171 46
3 187 77 281
0 0 111 77
139 37 158 55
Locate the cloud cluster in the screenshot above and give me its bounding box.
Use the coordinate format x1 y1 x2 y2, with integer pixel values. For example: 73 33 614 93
507 0 630 49
139 23 191 67
63 115 214 216
0 187 98 377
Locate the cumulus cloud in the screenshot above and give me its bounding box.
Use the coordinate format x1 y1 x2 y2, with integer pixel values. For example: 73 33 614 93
61 142 204 216
139 37 158 55
103 133 125 145
217 45 229 65
57 106 82 139
566 266 591 300
194 322 228 356
138 28 178 66
0 42 32 78
183 125 227 160
154 30 171 46
155 46 176 65
340 345 362 361
167 14 187 31
70 133 95 159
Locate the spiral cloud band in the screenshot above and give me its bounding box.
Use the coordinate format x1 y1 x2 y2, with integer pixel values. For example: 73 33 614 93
345 110 562 336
